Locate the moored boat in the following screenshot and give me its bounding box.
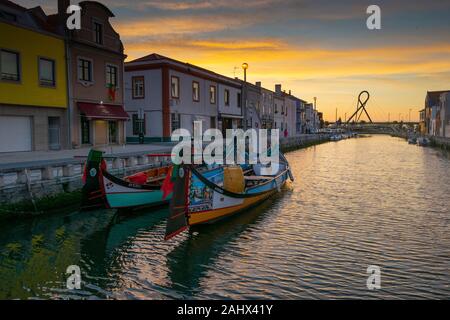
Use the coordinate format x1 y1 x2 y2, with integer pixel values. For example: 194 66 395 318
417 136 430 147
164 154 293 240
81 150 173 210
408 136 417 144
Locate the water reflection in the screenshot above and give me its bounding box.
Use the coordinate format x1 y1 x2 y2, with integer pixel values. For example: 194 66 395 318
166 196 284 297
0 135 449 299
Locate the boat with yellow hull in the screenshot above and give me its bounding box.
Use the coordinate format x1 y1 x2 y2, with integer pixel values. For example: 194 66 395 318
165 156 293 240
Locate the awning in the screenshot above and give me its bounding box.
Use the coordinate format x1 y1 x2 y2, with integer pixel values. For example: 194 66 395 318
78 102 129 120
219 113 244 119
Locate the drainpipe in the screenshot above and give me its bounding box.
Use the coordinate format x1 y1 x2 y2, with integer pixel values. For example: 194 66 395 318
65 37 73 149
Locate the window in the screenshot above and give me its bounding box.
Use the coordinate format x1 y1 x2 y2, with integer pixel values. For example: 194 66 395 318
132 114 146 135
78 58 92 82
106 64 118 87
93 21 103 45
171 76 179 99
171 113 181 132
224 89 230 106
39 58 55 87
132 76 145 99
237 92 242 108
192 81 200 102
210 85 216 104
0 50 20 81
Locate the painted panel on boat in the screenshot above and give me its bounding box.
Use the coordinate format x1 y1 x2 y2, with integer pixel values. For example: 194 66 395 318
103 175 149 194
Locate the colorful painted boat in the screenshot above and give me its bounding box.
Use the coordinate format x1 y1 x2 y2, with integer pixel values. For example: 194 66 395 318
165 155 293 240
81 150 172 210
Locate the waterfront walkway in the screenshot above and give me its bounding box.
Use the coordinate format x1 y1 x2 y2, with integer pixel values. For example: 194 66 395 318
0 143 174 171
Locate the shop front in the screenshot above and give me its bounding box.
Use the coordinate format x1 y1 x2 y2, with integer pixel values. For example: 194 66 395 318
77 102 129 147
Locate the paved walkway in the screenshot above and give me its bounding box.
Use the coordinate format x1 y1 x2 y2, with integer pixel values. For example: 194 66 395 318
0 143 174 171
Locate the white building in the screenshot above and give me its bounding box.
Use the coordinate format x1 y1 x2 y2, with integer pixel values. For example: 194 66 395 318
273 84 285 134
124 53 242 142
283 92 297 137
440 92 450 137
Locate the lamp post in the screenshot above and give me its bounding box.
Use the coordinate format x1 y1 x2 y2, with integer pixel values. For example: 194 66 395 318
242 63 248 130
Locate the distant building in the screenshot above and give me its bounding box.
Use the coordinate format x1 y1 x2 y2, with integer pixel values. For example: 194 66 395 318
273 84 285 133
242 81 262 130
282 91 297 137
440 92 450 138
260 85 274 130
424 90 450 136
418 109 426 135
124 53 242 142
0 0 68 152
317 112 324 129
304 103 315 133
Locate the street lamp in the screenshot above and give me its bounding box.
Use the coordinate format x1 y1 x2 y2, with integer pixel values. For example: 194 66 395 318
242 63 248 130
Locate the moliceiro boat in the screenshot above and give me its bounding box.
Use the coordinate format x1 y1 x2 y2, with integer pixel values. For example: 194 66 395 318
81 150 173 210
165 154 294 240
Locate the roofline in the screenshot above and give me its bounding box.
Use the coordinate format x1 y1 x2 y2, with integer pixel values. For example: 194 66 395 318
126 55 242 87
79 1 115 17
0 19 64 40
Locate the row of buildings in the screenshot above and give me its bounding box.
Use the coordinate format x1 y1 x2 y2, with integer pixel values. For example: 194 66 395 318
0 0 322 153
419 91 450 138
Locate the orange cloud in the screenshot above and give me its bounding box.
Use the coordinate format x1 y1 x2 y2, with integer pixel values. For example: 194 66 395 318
122 35 450 122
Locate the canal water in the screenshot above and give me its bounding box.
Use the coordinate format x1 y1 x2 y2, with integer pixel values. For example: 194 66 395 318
0 135 449 299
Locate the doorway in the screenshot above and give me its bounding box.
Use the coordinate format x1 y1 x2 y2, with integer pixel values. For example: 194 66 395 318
109 121 118 144
48 117 61 150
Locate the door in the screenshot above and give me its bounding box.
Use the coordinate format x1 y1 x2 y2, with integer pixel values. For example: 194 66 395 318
0 116 32 152
81 115 90 144
108 121 117 144
48 117 61 150
94 120 108 145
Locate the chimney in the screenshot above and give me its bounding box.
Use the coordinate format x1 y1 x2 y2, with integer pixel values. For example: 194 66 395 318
58 0 70 17
289 90 291 95
255 81 261 87
275 84 282 93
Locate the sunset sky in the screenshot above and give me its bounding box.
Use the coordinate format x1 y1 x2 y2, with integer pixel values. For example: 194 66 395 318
17 0 450 121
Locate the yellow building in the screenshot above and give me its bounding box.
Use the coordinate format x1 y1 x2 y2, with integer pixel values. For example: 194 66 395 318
0 10 68 152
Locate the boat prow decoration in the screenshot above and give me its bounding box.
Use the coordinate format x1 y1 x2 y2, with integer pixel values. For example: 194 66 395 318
165 165 190 240
81 149 173 210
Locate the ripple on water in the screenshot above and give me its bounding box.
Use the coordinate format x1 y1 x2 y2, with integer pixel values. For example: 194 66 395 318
0 135 449 299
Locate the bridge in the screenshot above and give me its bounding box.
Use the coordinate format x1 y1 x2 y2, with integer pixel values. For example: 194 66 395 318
343 122 418 134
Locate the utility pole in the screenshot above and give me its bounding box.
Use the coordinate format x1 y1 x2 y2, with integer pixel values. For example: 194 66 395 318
409 108 412 123
388 112 390 123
